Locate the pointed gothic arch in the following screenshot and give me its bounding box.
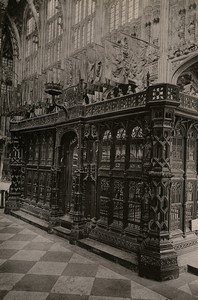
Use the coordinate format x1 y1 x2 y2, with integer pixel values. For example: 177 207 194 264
171 51 198 85
6 14 21 59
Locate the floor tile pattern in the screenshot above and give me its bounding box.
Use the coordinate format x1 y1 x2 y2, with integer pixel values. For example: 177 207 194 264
0 211 197 300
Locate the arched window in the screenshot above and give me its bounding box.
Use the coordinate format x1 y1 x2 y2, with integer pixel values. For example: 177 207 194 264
24 12 38 78
101 130 112 167
72 0 96 51
115 128 126 168
110 1 119 31
45 0 63 67
130 126 143 169
1 34 13 115
121 0 126 25
109 0 140 32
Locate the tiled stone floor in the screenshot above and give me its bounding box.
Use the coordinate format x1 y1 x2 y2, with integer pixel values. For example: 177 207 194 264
0 210 197 300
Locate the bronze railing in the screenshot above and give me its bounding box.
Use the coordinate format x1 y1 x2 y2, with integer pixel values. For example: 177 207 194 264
179 92 198 113
85 90 147 117
9 84 198 131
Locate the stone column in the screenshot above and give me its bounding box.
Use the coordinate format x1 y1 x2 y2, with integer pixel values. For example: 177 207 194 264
5 133 22 213
158 0 170 83
139 84 180 281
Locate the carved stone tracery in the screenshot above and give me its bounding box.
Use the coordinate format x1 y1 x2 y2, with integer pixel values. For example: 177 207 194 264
168 0 198 59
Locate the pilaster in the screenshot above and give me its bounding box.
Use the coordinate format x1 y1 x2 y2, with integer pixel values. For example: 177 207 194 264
5 133 22 213
48 166 60 232
139 84 180 281
70 123 86 244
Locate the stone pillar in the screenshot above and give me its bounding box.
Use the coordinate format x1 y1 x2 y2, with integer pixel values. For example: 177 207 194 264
158 0 170 83
5 133 22 213
139 84 180 281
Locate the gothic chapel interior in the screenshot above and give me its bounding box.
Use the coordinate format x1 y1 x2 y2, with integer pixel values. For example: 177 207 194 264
1 0 198 281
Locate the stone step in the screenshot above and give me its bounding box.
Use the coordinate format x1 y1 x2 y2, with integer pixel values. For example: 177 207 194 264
10 210 49 232
10 210 71 241
187 264 198 276
59 215 73 230
53 226 71 240
178 248 198 274
77 238 138 273
172 233 198 256
20 203 50 221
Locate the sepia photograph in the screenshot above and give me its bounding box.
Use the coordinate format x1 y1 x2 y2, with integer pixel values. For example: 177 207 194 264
0 0 198 299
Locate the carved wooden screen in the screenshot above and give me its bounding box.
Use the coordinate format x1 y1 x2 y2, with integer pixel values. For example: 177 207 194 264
34 137 39 164
58 134 78 215
70 145 78 214
24 133 55 207
186 129 197 227
101 130 112 168
170 128 184 232
115 128 126 169
126 181 142 232
32 171 39 204
40 137 47 165
99 178 110 226
28 139 34 164
187 130 196 172
38 172 46 205
45 172 51 207
171 128 183 170
186 181 195 230
26 170 33 200
25 137 36 203
130 126 143 170
170 181 182 231
112 179 124 228
47 136 54 165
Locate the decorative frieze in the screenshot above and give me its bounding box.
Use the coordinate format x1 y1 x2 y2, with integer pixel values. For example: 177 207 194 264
168 0 198 59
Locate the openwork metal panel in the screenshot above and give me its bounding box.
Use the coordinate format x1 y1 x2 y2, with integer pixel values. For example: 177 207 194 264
170 181 182 231
97 124 144 237
127 181 142 231
112 179 124 228
23 131 54 209
99 177 110 226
